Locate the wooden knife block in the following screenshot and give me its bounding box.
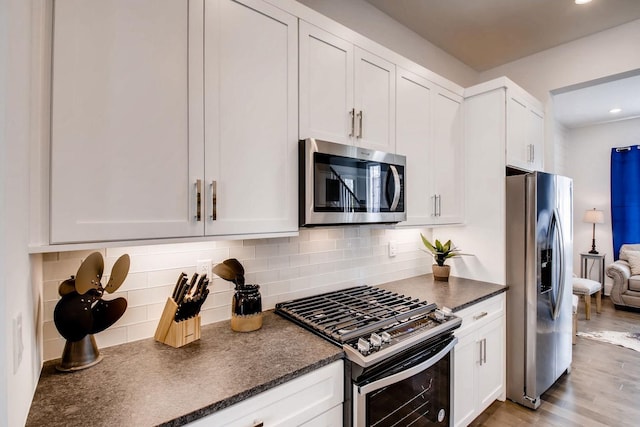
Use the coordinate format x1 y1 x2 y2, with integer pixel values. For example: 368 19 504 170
154 297 201 348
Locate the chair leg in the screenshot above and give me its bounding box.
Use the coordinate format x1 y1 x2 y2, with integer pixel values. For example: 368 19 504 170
584 294 591 320
595 290 602 314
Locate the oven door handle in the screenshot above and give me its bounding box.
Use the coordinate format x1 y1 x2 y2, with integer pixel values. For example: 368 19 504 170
356 337 457 396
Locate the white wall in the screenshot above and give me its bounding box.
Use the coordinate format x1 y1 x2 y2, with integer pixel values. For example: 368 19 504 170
1 0 43 426
564 117 640 292
296 0 478 88
41 227 433 361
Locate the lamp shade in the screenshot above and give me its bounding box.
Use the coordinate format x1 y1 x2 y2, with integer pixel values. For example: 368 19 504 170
583 208 604 224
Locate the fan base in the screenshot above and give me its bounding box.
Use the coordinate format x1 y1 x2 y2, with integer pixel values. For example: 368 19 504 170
56 334 103 372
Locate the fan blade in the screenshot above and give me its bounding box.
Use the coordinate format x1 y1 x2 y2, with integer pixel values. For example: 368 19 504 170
75 252 104 295
105 254 130 293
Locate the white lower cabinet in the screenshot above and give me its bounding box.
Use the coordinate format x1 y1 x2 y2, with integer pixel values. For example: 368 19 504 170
453 295 505 427
188 360 343 427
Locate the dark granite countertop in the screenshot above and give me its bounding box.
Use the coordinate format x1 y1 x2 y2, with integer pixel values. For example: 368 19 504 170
377 274 507 312
26 311 343 427
27 274 505 426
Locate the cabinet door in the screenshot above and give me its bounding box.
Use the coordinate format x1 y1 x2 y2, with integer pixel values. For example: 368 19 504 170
477 316 505 412
528 108 544 171
204 0 298 236
51 0 204 243
432 89 464 224
453 332 478 427
506 95 530 171
299 21 354 144
354 47 396 152
396 68 434 226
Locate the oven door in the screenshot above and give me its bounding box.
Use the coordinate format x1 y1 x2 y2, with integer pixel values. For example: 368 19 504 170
353 335 456 427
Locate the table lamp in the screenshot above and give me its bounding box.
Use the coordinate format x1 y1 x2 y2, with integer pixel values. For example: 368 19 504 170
583 208 604 254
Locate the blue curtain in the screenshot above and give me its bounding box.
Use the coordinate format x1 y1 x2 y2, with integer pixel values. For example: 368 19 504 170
611 146 640 259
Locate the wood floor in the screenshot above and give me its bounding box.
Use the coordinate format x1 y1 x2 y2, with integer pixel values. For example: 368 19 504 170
469 295 640 427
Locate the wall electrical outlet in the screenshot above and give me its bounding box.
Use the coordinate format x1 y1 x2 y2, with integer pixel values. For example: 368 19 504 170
388 241 398 257
13 313 23 374
197 259 212 279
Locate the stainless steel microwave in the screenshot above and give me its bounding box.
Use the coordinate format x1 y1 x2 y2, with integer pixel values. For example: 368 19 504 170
300 138 406 226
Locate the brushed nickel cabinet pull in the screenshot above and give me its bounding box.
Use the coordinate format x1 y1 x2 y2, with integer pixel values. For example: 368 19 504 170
531 144 535 163
349 108 356 137
473 311 488 320
478 340 483 366
357 110 363 138
432 194 437 217
195 179 202 221
483 338 487 364
437 195 442 217
210 180 217 221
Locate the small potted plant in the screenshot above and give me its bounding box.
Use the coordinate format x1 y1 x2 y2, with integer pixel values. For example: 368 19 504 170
420 233 460 281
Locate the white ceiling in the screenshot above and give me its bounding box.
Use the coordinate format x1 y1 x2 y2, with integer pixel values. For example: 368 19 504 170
364 0 640 128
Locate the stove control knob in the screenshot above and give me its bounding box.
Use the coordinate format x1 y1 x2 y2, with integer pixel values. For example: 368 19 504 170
370 333 382 348
380 331 391 343
357 338 371 355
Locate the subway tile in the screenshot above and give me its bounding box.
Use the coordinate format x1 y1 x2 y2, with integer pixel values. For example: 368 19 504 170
42 253 59 262
200 306 230 325
290 229 310 242
308 250 343 264
241 258 268 273
256 270 279 284
229 245 256 260
147 301 167 321
267 255 290 270
127 320 158 342
309 229 329 241
299 240 336 254
43 338 65 362
148 267 195 288
344 227 360 238
289 253 310 267
43 321 60 341
127 285 173 307
211 240 243 248
43 258 82 281
255 244 279 259
298 264 319 278
94 327 127 348
43 300 57 322
43 280 61 302
327 228 344 239
59 249 105 261
113 306 147 328
278 242 299 256
113 271 148 292
106 246 149 258
265 280 290 297
279 266 300 281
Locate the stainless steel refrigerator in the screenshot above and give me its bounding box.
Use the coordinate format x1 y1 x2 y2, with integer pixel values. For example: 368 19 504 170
506 171 573 409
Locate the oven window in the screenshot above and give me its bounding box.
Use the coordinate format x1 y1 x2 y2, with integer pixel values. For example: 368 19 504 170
366 353 450 426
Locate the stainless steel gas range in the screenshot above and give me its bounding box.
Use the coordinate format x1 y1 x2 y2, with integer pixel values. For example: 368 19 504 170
275 285 461 427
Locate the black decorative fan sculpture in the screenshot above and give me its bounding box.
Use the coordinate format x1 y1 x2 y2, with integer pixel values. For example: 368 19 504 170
53 252 129 372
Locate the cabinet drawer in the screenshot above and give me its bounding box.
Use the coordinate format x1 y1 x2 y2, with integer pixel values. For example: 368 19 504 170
188 360 343 426
454 294 505 337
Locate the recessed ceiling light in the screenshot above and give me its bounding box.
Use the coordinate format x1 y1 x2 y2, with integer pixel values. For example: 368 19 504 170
610 108 622 114
575 0 592 4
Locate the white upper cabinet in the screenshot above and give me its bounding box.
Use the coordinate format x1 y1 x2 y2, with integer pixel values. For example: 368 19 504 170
431 88 464 224
50 0 297 244
396 68 464 226
299 22 396 152
506 87 544 171
50 0 204 243
396 68 432 226
204 0 298 236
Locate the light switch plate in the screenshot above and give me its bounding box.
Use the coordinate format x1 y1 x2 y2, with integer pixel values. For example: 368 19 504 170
388 241 397 257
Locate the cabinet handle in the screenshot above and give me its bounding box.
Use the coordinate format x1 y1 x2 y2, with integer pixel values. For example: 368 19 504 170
195 179 202 222
349 108 355 137
357 110 363 138
432 194 437 217
483 338 487 364
473 311 488 321
210 180 217 221
437 195 442 217
531 144 535 163
478 339 483 366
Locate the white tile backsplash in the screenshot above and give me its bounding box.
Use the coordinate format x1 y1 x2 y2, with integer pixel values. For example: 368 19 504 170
41 226 432 361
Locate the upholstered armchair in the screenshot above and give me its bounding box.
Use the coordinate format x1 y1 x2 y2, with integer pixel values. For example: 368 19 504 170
606 244 640 310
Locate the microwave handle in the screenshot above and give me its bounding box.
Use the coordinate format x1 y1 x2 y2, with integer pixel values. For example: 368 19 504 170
389 165 401 211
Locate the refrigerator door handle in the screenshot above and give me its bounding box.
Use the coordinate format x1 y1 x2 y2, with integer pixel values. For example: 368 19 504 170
551 208 566 320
